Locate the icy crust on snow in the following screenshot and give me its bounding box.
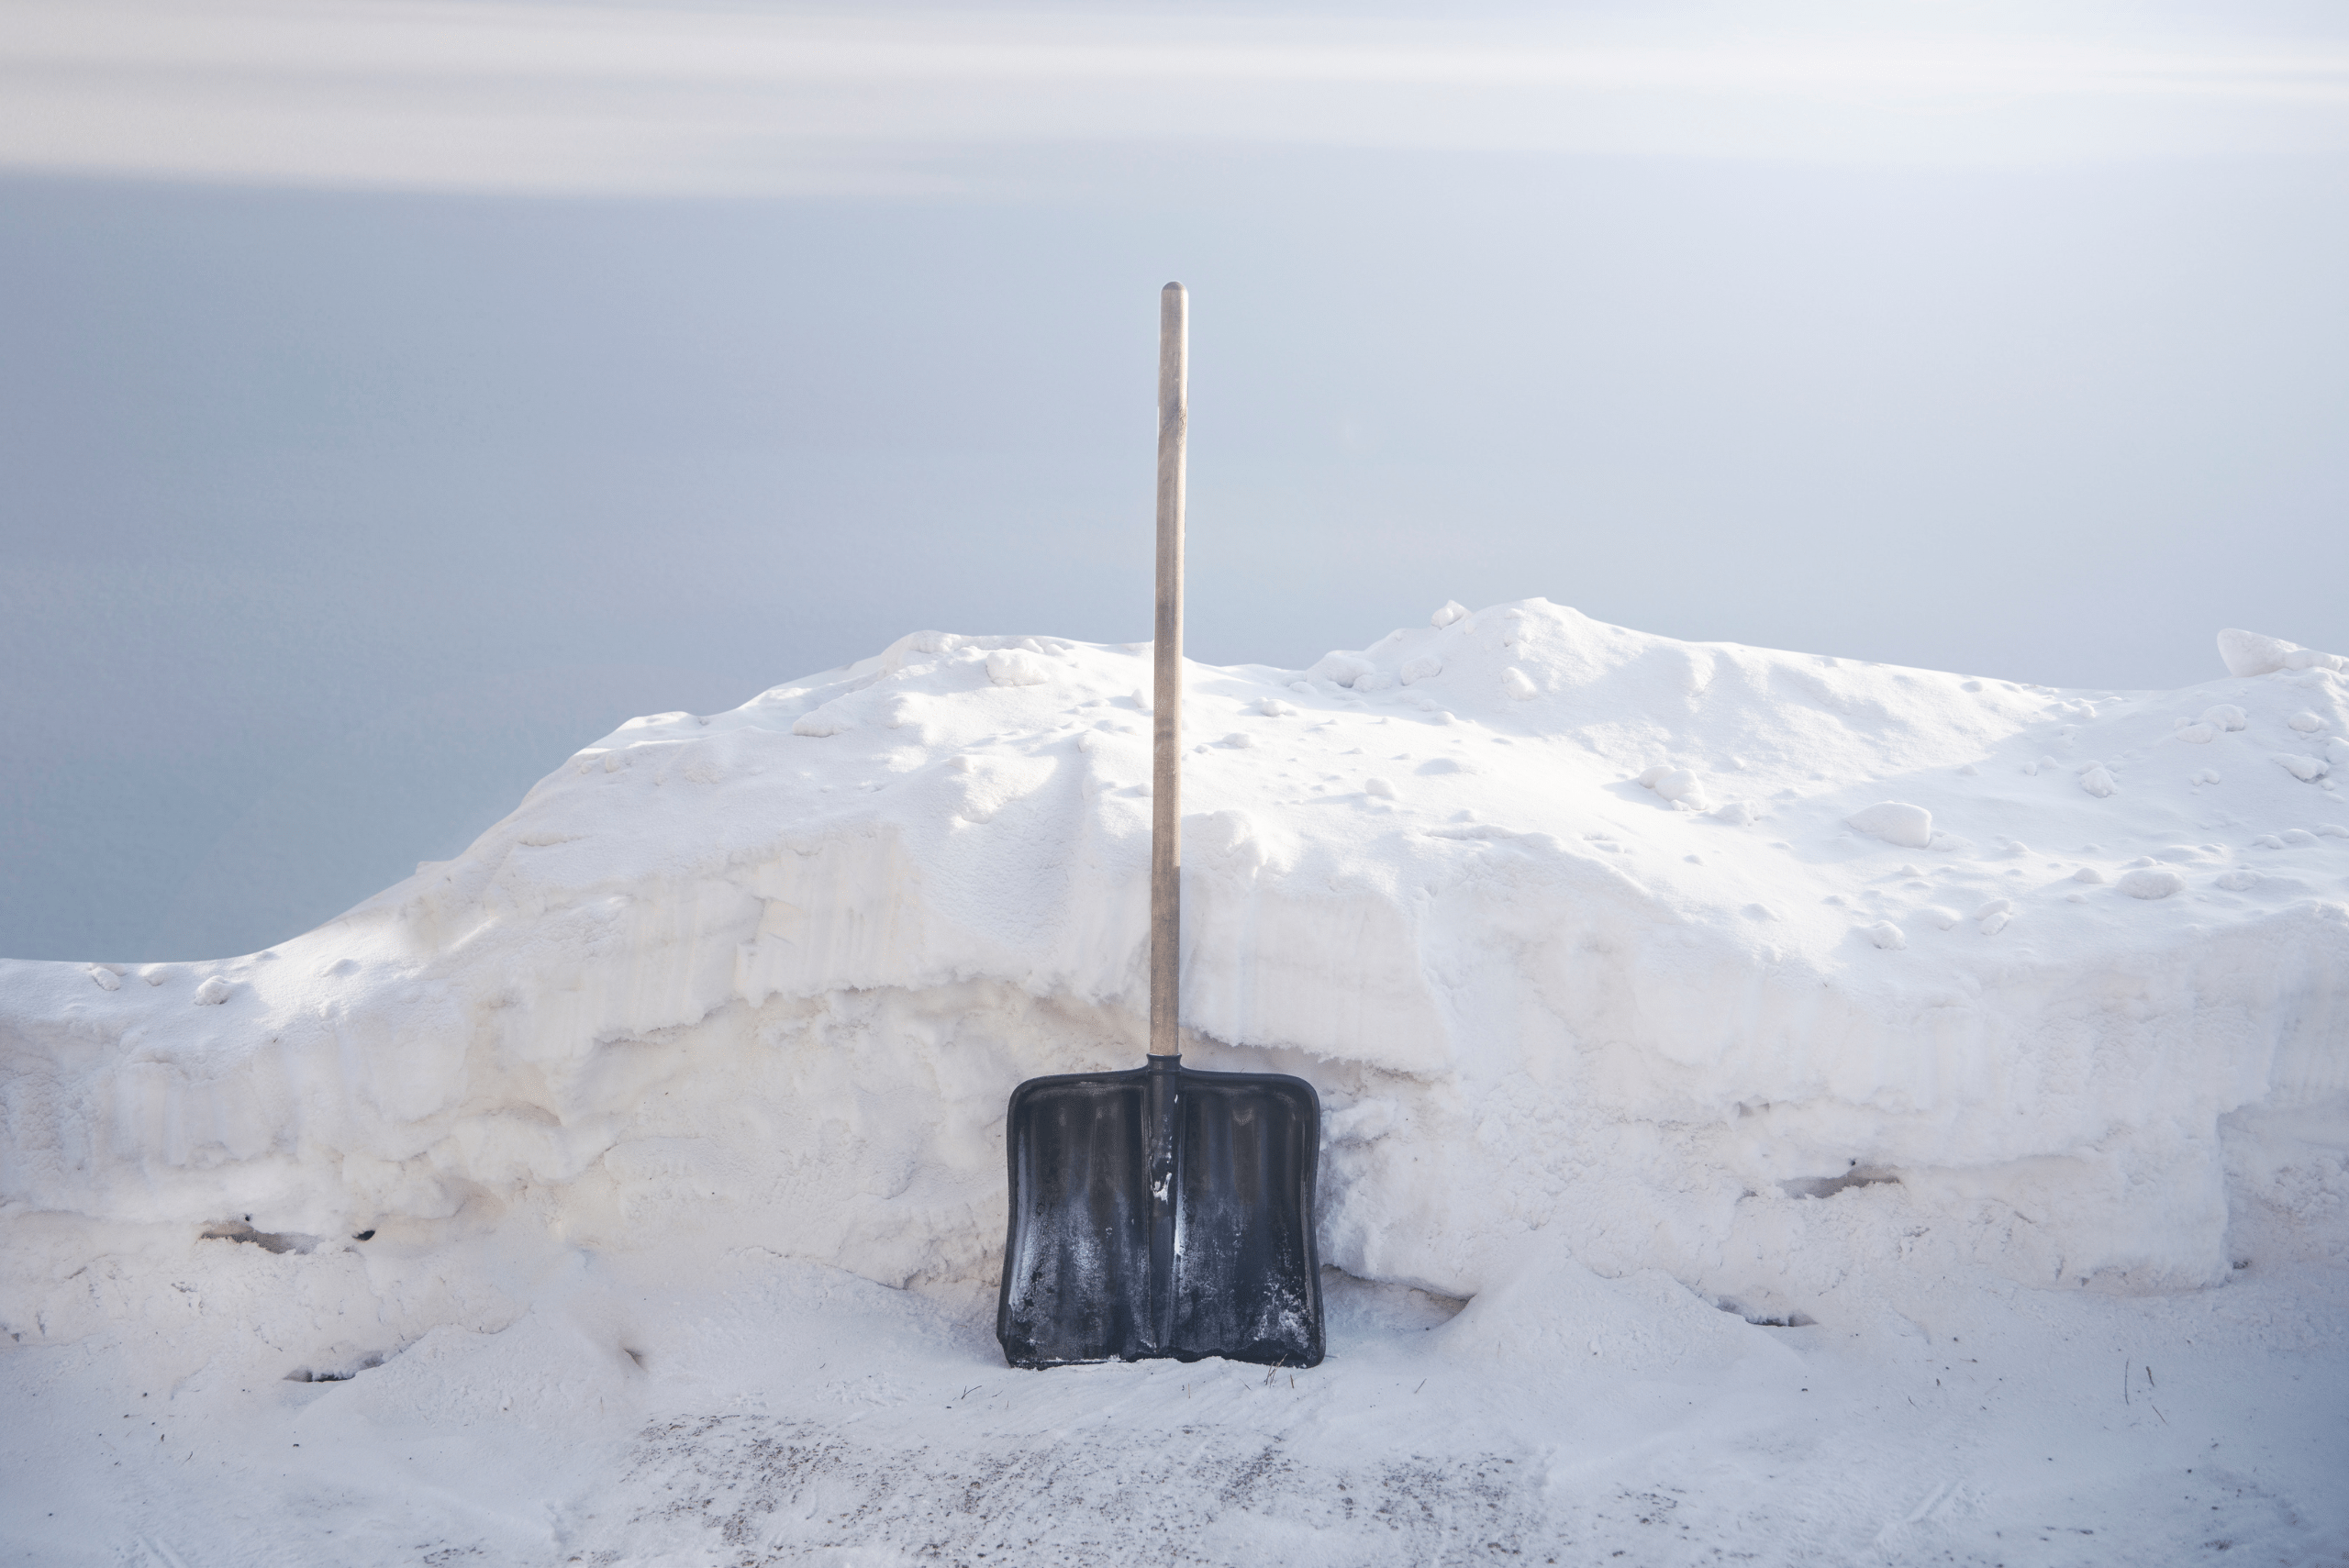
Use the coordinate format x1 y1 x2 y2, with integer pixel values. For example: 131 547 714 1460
6 604 2349 1347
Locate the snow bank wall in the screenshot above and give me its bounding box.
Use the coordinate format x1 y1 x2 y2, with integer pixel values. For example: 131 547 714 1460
6 605 2348 1337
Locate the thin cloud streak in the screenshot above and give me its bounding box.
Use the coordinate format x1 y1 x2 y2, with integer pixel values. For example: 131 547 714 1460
5 2 2348 192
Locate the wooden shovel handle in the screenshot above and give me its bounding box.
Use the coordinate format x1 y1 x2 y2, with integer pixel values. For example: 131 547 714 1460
1151 283 1187 1062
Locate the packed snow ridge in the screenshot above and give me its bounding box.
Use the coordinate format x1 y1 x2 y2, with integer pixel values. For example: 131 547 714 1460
6 603 2348 1363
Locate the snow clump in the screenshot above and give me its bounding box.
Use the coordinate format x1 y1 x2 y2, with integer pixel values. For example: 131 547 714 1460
1638 766 1708 809
2276 754 2329 784
1846 801 1932 848
985 649 1052 686
1308 651 1375 688
2117 867 2187 899
792 700 856 737
2218 627 2343 676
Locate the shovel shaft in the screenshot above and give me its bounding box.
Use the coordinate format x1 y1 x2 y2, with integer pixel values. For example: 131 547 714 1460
1152 284 1187 1062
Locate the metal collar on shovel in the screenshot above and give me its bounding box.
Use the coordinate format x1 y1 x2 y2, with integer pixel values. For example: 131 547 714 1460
996 284 1326 1371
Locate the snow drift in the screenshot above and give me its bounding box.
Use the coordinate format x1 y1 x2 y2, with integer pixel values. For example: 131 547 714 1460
6 603 2348 1364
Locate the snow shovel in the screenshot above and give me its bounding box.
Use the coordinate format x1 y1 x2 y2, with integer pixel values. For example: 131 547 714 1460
996 284 1325 1371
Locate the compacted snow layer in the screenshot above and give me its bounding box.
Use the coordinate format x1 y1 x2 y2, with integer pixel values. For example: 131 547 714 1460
4 604 2347 1563
4 1224 2345 1565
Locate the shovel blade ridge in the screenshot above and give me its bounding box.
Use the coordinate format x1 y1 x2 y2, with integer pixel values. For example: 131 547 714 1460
996 1063 1323 1370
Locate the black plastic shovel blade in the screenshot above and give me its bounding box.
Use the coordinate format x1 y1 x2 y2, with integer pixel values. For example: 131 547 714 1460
997 1057 1323 1370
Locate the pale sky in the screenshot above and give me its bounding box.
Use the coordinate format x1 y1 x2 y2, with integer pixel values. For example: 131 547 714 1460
5 1 2346 959
9 0 2349 189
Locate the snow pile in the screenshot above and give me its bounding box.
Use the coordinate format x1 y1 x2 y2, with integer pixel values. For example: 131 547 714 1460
2217 626 2344 678
5 604 2349 1369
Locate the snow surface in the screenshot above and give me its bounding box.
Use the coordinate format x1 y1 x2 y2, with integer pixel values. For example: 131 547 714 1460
4 602 2345 1565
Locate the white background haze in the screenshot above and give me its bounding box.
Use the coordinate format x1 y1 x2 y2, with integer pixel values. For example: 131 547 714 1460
3 0 2346 959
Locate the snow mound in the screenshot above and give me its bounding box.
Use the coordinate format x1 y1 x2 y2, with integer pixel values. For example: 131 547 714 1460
6 602 2349 1371
2219 627 2343 678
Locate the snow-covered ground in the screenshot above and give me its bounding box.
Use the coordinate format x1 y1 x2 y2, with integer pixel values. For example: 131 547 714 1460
5 601 2345 1565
